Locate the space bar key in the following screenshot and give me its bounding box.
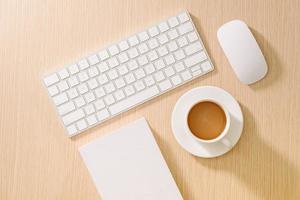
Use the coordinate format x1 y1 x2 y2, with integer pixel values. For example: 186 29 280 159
109 86 159 115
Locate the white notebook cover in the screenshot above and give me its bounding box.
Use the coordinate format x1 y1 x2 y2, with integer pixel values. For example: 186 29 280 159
79 118 183 200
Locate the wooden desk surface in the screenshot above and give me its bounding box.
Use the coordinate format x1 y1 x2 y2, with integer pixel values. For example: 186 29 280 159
1 0 300 199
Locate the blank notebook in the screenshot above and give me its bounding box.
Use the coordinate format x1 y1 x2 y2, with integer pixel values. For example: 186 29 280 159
79 118 183 200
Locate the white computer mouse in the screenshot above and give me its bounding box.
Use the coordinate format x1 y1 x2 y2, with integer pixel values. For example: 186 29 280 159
217 20 268 84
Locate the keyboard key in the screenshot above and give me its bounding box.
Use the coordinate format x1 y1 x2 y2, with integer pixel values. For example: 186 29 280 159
144 75 155 86
147 50 158 61
58 69 69 79
164 54 175 65
107 57 119 68
114 77 126 88
104 94 115 105
167 29 179 40
177 22 194 35
154 71 165 82
177 36 188 47
187 32 198 42
57 80 69 92
67 88 78 99
184 41 203 55
144 63 155 74
96 109 110 121
95 87 106 98
171 75 182 85
148 26 159 37
157 34 168 45
58 101 75 115
77 119 87 130
128 48 139 58
184 51 207 67
84 92 96 103
117 65 128 75
88 54 100 65
134 81 145 91
148 38 159 49
108 45 119 56
107 69 118 80
78 71 89 82
62 109 85 125
154 59 166 70
137 55 148 66
127 60 138 70
125 73 135 84
98 74 109 85
98 50 109 61
98 98 112 110
138 43 149 54
97 62 109 73
174 49 186 60
164 67 175 77
67 125 77 135
178 12 189 23
167 41 178 52
192 69 202 77
87 78 98 89
68 64 79 75
201 61 213 72
114 90 125 101
109 86 159 115
78 59 89 70
158 22 169 32
168 16 179 27
88 66 99 77
53 93 68 105
84 104 95 115
44 73 59 86
77 83 88 94
124 85 135 96
84 106 96 117
128 35 139 46
48 85 59 96
190 65 201 72
104 83 116 93
74 96 86 107
118 52 129 63
94 99 105 110
118 40 129 51
68 76 79 87
157 46 168 57
159 79 172 91
138 31 149 42
174 62 185 72
86 114 98 126
134 68 146 79
181 70 192 81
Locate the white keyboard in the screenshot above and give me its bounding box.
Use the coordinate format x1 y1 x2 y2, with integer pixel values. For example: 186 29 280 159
43 11 214 137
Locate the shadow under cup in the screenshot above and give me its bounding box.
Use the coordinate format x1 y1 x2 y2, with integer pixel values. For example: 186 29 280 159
187 101 228 141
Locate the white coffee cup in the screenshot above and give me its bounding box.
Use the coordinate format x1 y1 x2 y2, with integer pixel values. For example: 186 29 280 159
183 99 232 147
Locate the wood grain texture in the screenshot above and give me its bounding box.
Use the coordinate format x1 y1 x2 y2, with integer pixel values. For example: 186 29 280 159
1 0 300 199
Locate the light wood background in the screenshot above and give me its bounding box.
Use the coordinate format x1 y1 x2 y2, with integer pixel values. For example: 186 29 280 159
1 0 300 199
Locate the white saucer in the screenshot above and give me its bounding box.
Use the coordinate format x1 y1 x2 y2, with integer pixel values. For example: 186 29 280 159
171 86 244 158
